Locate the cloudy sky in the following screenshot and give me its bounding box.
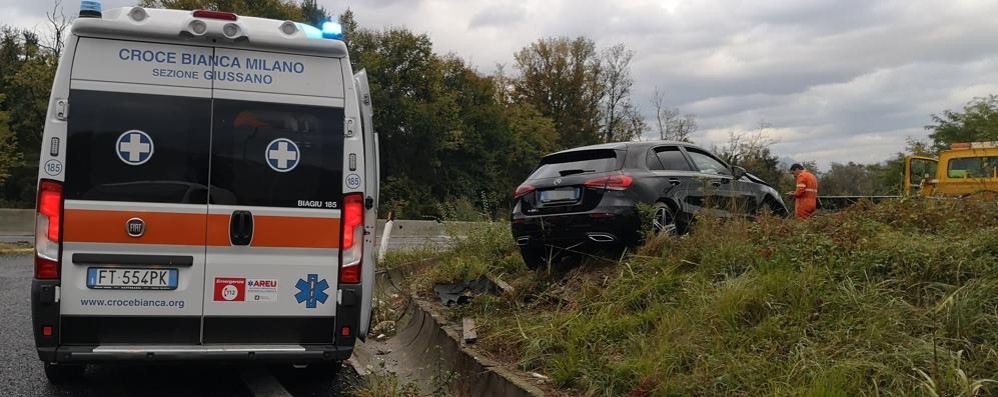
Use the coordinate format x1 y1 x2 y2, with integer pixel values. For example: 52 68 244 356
4 0 998 169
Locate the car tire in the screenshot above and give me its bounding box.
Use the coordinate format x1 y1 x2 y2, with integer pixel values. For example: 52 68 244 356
519 246 548 270
43 362 84 384
764 197 789 217
651 202 679 236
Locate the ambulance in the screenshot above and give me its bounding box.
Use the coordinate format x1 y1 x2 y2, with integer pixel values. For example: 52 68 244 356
31 3 379 382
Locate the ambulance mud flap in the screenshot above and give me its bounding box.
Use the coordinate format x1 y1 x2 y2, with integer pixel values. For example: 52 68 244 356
32 279 61 361
334 285 362 355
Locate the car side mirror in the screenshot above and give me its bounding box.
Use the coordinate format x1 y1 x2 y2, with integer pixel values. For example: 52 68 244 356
731 166 746 180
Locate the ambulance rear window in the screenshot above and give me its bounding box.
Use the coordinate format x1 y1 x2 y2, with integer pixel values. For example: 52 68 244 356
209 100 344 208
65 90 211 204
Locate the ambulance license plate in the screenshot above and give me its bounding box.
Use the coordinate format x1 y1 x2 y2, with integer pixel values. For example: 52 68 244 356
86 268 178 290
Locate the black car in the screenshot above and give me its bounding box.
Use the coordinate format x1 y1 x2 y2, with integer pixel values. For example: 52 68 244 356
510 140 787 268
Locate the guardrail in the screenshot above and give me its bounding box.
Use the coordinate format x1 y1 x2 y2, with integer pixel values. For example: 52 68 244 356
817 196 901 211
0 209 33 235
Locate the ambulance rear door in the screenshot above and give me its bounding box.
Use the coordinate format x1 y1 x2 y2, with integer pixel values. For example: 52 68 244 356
59 38 213 345
354 69 378 339
201 47 346 345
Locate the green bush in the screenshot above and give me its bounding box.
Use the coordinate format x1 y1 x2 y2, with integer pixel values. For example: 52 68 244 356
443 199 998 396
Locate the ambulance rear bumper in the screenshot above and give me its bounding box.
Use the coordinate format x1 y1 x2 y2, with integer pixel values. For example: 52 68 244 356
38 344 353 363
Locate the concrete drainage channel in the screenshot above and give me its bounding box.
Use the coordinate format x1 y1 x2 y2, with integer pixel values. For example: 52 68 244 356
351 270 547 397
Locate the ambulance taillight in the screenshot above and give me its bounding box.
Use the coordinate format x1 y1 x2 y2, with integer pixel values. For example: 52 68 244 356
35 179 63 279
339 193 363 284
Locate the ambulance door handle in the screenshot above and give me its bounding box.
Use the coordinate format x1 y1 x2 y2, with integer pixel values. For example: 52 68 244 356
230 210 254 246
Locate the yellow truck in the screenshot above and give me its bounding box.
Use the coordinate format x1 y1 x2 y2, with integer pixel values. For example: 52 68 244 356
905 141 998 199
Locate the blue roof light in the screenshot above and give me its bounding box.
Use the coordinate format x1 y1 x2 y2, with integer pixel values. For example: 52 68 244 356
297 23 323 39
321 21 343 40
295 22 343 40
80 0 102 18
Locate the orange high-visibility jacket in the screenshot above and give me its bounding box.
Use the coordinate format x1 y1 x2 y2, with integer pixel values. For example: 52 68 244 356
793 170 818 219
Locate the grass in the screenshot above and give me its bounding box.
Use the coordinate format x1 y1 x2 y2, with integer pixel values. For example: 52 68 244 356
351 367 421 397
0 241 32 255
399 198 998 396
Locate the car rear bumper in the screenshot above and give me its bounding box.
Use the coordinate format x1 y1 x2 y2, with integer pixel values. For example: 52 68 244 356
511 204 642 247
37 344 353 363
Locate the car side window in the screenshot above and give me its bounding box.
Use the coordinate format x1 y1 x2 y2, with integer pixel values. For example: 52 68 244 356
685 148 731 176
646 150 665 170
656 147 692 171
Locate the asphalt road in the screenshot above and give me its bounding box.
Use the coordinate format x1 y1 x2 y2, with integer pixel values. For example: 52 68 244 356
0 255 360 397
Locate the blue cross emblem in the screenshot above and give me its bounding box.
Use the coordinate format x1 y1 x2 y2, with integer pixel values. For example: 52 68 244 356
116 130 154 165
294 274 329 308
266 138 300 172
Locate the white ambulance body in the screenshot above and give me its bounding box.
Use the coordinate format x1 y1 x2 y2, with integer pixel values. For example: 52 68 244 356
31 6 378 381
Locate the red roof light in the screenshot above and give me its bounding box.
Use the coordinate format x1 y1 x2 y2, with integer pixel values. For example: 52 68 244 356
193 10 238 21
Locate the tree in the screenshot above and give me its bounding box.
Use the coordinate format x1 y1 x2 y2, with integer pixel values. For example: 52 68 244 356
42 0 71 60
926 95 998 152
492 63 513 105
0 27 57 205
337 8 358 47
819 162 880 196
501 103 558 190
300 0 327 27
651 88 697 142
139 0 306 21
0 95 19 186
598 44 643 142
712 121 796 194
512 36 604 148
715 121 778 165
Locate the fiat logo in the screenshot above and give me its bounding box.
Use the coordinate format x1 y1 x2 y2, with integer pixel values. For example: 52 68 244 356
126 218 145 237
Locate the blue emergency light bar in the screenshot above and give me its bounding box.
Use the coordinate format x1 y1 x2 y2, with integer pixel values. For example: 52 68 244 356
296 21 343 40
80 0 102 18
321 21 343 39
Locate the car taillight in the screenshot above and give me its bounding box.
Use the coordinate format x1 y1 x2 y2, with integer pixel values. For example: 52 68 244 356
339 193 363 284
514 184 535 199
36 179 63 279
192 10 238 20
583 175 633 191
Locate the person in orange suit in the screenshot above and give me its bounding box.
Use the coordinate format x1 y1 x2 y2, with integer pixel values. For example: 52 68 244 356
786 163 818 219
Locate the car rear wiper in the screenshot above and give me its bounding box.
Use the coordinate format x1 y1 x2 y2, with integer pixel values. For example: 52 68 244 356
558 169 595 176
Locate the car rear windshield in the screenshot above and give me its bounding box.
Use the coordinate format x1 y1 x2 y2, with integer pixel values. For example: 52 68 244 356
529 149 622 179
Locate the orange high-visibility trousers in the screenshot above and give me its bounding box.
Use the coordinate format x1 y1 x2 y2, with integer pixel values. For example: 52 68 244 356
793 171 818 219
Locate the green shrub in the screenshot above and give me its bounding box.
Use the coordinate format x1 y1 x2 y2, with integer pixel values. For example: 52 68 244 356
436 199 998 396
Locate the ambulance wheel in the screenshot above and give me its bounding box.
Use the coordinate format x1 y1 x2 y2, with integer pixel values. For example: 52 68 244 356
43 362 84 384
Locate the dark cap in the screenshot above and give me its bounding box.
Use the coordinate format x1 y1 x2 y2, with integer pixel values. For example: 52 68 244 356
790 163 805 171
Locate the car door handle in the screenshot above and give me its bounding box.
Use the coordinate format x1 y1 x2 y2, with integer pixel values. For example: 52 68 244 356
668 178 681 186
230 210 254 246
